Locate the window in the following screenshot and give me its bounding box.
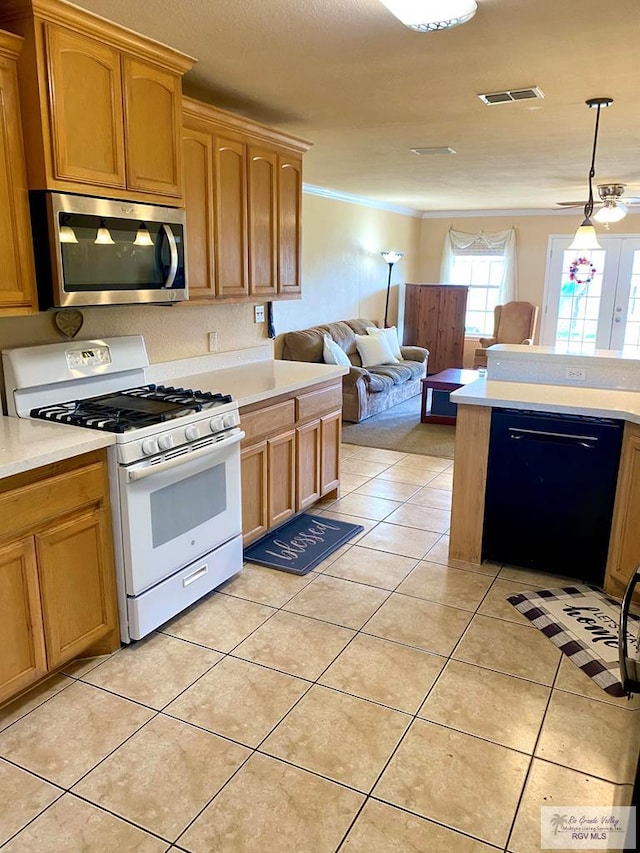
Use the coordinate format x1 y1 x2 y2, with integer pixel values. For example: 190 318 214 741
440 227 516 337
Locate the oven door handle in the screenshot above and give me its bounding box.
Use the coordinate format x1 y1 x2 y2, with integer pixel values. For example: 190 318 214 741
127 430 244 482
161 224 179 289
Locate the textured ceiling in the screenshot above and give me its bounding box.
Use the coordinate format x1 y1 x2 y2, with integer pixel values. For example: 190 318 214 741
72 0 640 213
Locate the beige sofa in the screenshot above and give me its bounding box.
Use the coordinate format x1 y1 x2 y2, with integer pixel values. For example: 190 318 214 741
281 318 428 423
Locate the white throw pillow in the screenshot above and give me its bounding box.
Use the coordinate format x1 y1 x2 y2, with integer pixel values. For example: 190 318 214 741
354 332 398 368
322 334 351 367
366 325 403 360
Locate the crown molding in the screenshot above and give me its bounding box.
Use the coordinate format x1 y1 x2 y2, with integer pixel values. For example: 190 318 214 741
302 184 420 217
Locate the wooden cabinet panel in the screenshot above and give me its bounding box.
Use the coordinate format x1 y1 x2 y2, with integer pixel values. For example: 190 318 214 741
268 430 296 528
297 384 342 422
296 420 321 511
278 155 302 295
0 538 47 704
404 284 468 374
123 57 182 197
320 410 341 494
215 136 248 298
241 400 295 443
45 25 125 187
241 441 268 545
0 32 37 315
37 508 117 669
605 423 640 597
183 126 215 299
248 146 277 297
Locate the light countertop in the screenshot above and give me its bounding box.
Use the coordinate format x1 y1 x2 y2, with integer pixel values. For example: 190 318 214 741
0 416 115 480
154 359 349 408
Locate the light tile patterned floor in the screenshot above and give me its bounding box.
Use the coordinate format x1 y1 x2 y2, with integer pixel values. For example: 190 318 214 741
0 442 638 852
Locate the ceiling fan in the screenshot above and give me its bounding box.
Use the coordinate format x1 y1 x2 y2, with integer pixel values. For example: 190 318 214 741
557 183 640 225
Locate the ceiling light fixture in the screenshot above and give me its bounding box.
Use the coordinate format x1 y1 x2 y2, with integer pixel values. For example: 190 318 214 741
58 214 78 244
568 97 614 252
94 219 115 245
133 222 154 246
379 0 477 32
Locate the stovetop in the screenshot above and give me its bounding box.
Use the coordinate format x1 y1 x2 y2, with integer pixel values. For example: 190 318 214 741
29 384 233 434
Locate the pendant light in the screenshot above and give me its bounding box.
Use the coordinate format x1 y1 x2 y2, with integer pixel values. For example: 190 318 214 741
568 97 614 252
94 219 115 245
58 214 78 244
133 222 154 246
379 0 477 32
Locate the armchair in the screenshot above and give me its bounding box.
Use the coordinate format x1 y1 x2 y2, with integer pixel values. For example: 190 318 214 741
473 301 539 369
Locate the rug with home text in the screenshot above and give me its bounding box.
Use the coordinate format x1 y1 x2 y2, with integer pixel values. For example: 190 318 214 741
507 585 640 697
244 513 363 575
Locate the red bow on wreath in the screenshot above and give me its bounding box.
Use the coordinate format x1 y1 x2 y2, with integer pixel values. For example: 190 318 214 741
569 257 597 286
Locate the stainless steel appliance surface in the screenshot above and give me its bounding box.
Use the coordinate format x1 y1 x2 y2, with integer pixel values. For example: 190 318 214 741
2 336 243 643
29 192 188 308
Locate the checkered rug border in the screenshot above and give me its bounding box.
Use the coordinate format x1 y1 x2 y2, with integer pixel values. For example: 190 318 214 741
507 584 638 697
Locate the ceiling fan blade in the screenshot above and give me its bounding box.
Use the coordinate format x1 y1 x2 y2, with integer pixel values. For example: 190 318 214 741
556 201 586 207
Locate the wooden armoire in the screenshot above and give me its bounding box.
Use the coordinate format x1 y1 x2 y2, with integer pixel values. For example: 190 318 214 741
403 284 469 374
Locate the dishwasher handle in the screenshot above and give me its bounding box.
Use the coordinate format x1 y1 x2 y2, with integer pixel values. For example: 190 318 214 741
508 427 599 449
619 565 640 697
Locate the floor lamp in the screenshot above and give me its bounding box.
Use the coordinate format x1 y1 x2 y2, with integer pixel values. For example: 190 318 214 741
381 251 404 328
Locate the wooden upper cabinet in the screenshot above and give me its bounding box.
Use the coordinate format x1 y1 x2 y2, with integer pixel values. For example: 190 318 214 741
0 30 38 315
45 25 125 187
182 126 215 298
248 146 277 297
1 0 194 203
122 56 182 197
215 135 248 298
278 155 303 295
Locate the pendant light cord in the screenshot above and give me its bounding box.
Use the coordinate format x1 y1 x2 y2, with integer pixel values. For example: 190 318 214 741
585 103 603 221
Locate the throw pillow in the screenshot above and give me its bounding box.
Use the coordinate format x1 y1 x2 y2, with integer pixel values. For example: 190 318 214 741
366 325 403 360
322 334 351 367
354 332 398 368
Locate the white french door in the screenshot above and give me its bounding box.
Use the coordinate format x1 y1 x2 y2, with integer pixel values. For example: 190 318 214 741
541 236 640 353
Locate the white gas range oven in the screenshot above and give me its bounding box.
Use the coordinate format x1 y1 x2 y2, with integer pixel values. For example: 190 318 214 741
2 335 244 643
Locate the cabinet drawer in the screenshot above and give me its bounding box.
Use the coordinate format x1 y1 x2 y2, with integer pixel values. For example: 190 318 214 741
241 400 295 442
0 463 106 541
296 384 342 422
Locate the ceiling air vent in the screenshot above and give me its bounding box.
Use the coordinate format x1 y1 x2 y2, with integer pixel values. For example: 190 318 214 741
410 147 456 155
478 86 544 105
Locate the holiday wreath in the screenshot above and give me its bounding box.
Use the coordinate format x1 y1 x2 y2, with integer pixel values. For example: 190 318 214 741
569 257 597 286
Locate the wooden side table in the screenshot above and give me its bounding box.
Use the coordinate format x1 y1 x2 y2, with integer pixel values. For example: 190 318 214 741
421 368 481 425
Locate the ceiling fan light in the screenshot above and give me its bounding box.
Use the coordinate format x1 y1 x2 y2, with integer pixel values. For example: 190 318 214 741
379 0 477 31
569 220 602 251
594 204 627 224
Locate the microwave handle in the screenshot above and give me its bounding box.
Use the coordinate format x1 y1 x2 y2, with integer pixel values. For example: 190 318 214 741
619 563 640 695
161 224 179 289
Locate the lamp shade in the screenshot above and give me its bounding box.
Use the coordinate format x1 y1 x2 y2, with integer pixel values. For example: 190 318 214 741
568 221 602 252
133 223 154 246
594 204 627 225
381 251 404 265
59 224 78 244
379 0 477 31
94 220 115 245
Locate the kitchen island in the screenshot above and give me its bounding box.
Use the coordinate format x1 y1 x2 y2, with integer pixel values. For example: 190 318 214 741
448 345 640 599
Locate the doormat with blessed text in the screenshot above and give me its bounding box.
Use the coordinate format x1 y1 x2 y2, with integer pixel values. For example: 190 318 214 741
244 514 364 575
507 585 640 697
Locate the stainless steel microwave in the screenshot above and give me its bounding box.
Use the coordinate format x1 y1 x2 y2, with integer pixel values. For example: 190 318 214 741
30 192 188 308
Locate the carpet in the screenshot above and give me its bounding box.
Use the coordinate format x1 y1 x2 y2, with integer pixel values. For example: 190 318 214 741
507 585 640 697
243 513 364 575
342 394 456 458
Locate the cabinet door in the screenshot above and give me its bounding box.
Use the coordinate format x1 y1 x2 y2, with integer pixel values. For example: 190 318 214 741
123 56 182 198
183 126 215 299
241 441 268 545
606 424 640 595
320 410 341 495
296 420 321 511
278 155 302 295
267 430 296 527
0 538 47 705
248 146 277 297
404 286 441 369
45 25 125 188
214 135 248 298
0 40 37 314
36 508 117 669
437 287 468 371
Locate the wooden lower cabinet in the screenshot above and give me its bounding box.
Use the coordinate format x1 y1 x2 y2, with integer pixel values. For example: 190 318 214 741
0 450 119 705
605 422 640 598
240 382 342 546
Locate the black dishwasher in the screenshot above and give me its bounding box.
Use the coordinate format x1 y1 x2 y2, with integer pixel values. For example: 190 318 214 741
483 409 623 582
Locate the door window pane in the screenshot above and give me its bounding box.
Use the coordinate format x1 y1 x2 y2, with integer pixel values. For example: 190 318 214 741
554 250 605 353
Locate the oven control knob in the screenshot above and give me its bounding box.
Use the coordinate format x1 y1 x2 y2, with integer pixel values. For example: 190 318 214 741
209 417 224 434
222 413 237 428
158 434 174 450
141 438 159 456
185 425 200 442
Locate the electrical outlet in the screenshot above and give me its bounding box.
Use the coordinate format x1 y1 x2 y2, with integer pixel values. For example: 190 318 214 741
565 366 586 381
254 304 265 323
208 331 218 352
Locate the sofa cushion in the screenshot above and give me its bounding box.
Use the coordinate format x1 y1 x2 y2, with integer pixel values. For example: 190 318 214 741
354 333 398 368
367 372 394 393
323 334 351 366
369 362 419 385
366 325 403 360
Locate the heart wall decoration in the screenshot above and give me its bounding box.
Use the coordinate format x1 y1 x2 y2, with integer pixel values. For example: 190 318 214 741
54 309 84 339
